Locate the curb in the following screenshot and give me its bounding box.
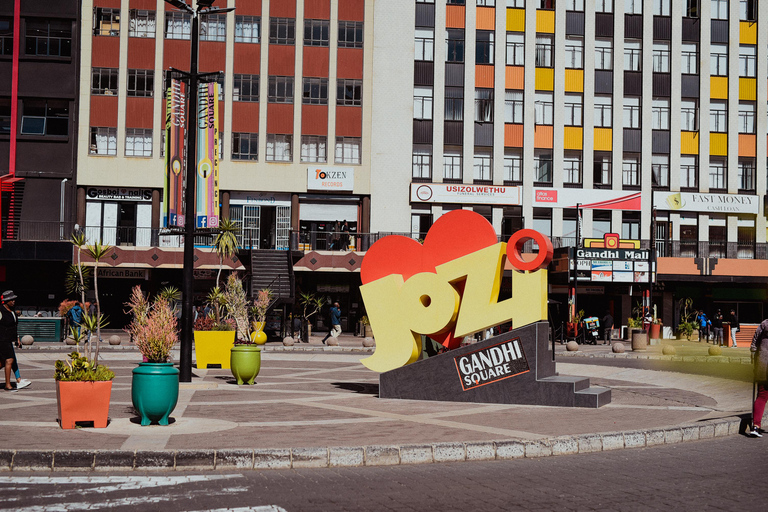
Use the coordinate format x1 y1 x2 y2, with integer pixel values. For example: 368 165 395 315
18 345 374 354
557 351 752 365
0 417 744 472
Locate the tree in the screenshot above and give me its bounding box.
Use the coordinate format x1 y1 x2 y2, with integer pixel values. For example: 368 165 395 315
213 218 240 288
68 231 90 305
85 240 112 362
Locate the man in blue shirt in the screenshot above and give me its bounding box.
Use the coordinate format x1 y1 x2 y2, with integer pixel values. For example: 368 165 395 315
322 302 341 345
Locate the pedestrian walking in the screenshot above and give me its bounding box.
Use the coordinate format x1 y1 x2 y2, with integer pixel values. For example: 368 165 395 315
339 220 350 250
712 309 724 346
748 318 768 437
322 301 342 345
601 310 614 345
0 291 30 391
697 310 710 342
67 301 84 337
729 309 740 348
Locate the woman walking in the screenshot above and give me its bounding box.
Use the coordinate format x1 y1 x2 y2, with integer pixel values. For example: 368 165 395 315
748 318 768 437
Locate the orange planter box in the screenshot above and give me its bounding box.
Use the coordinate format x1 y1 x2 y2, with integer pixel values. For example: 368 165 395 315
56 380 112 429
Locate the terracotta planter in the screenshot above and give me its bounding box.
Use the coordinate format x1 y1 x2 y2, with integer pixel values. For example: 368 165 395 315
364 325 373 337
56 380 112 429
649 323 662 340
566 322 579 337
194 330 236 369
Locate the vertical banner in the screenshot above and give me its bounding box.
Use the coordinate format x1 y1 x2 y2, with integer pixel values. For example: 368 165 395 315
164 79 186 227
196 82 220 228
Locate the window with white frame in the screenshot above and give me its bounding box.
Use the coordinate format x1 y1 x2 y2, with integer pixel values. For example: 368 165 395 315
476 30 494 64
564 94 583 126
685 0 699 17
710 44 728 76
653 42 670 72
622 155 640 186
740 0 757 21
621 213 640 239
473 150 493 181
564 37 583 68
537 1 554 8
651 154 669 187
266 134 292 162
594 153 612 185
165 12 190 40
563 152 582 184
335 137 361 164
415 28 434 61
710 101 727 132
624 40 642 71
652 98 670 130
504 150 522 182
535 35 553 68
534 92 553 124
595 0 613 13
477 0 495 6
595 39 613 70
506 32 524 66
412 145 432 179
235 16 260 43
653 0 670 15
738 158 756 190
200 14 226 42
233 132 259 161
445 87 464 121
681 99 698 131
444 147 462 180
623 97 641 128
566 0 584 10
507 0 525 7
739 45 756 77
681 43 698 74
475 89 494 122
739 102 755 133
711 0 728 19
680 155 698 188
626 0 643 14
125 128 152 157
129 10 155 38
505 90 523 124
534 151 552 183
709 157 726 189
89 127 117 156
414 86 433 120
300 135 326 163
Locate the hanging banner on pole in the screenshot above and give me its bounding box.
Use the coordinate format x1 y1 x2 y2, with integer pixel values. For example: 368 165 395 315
196 82 220 228
164 79 186 228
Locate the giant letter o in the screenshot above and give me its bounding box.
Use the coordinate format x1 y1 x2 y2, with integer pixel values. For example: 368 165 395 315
506 229 554 271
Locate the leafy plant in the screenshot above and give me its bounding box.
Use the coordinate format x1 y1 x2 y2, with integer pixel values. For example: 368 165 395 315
84 240 113 361
569 309 585 324
223 274 251 342
58 299 77 318
125 286 179 363
252 288 274 323
360 315 370 326
213 218 240 288
54 351 114 382
627 317 643 329
676 321 695 340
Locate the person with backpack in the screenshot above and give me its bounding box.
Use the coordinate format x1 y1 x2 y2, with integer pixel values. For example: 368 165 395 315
67 301 84 337
322 302 342 345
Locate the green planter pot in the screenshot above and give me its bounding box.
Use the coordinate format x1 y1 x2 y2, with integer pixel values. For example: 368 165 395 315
230 345 261 385
132 362 179 426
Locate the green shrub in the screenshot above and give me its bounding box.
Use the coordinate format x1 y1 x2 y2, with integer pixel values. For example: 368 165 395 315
54 351 114 382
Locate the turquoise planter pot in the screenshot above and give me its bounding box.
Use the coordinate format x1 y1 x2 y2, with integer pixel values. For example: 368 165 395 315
131 362 179 426
230 345 261 385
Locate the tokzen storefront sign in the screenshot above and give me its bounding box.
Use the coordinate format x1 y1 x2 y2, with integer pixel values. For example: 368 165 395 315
653 191 759 214
307 166 354 191
87 187 153 202
454 338 530 391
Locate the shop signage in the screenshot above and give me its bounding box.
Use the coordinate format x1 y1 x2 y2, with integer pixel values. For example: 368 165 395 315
164 78 186 227
195 82 220 229
577 248 650 260
87 187 152 202
307 166 354 191
454 338 529 391
653 191 759 214
193 269 216 279
410 183 521 205
97 268 149 279
230 192 291 206
532 188 641 211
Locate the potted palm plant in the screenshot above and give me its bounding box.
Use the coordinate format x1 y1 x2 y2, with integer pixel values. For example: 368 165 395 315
193 287 236 369
298 291 325 342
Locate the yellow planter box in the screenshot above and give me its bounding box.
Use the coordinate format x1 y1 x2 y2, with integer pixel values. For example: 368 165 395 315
194 331 236 369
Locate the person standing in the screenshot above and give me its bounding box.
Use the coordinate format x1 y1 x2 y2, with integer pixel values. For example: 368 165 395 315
340 220 350 250
68 301 84 337
711 310 724 346
601 310 614 345
729 309 740 348
0 291 30 391
748 318 768 437
322 302 342 345
697 310 710 342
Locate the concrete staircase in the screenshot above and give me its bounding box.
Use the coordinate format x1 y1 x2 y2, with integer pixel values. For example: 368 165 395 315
250 249 294 304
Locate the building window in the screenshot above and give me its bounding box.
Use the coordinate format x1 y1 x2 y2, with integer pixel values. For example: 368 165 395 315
740 0 757 21
738 158 756 190
474 89 493 122
504 150 522 182
478 0 496 6
303 77 328 105
91 68 118 95
652 98 670 130
89 127 117 155
416 28 435 61
624 40 642 71
710 44 728 76
268 76 294 103
164 12 191 40
20 99 69 136
129 10 155 38
446 29 465 63
233 133 258 161
596 0 613 13
595 39 613 70
0 99 10 133
304 19 329 47
338 21 363 48
444 147 462 180
626 0 643 14
535 92 554 125
505 91 523 124
739 45 756 77
651 154 669 187
200 14 226 42
653 0 670 15
681 99 698 131
507 1 525 8
412 145 432 179
266 134 292 162
712 0 729 19
473 150 493 181
535 35 553 67
564 37 583 69
594 153 612 186
622 155 640 186
534 151 553 183
214 74 225 100
0 17 12 56
681 155 698 188
335 137 361 164
414 86 433 120
233 74 259 102
127 69 154 97
93 7 120 37
300 135 326 163
710 100 727 132
564 94 583 126
652 42 670 73
445 87 464 121
269 17 295 45
685 0 699 17
235 16 260 43
681 43 698 74
621 213 640 240
538 1 555 8
25 19 72 57
738 102 756 133
476 31 494 64
125 128 152 157
563 152 582 185
337 79 362 106
506 32 524 66
566 0 585 9
594 95 612 127
709 157 726 189
623 97 641 129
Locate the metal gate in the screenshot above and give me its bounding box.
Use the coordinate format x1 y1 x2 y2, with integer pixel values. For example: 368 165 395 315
275 206 290 250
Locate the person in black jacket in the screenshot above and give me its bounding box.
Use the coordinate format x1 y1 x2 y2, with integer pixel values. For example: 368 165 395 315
711 310 724 346
601 310 614 345
729 309 740 348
